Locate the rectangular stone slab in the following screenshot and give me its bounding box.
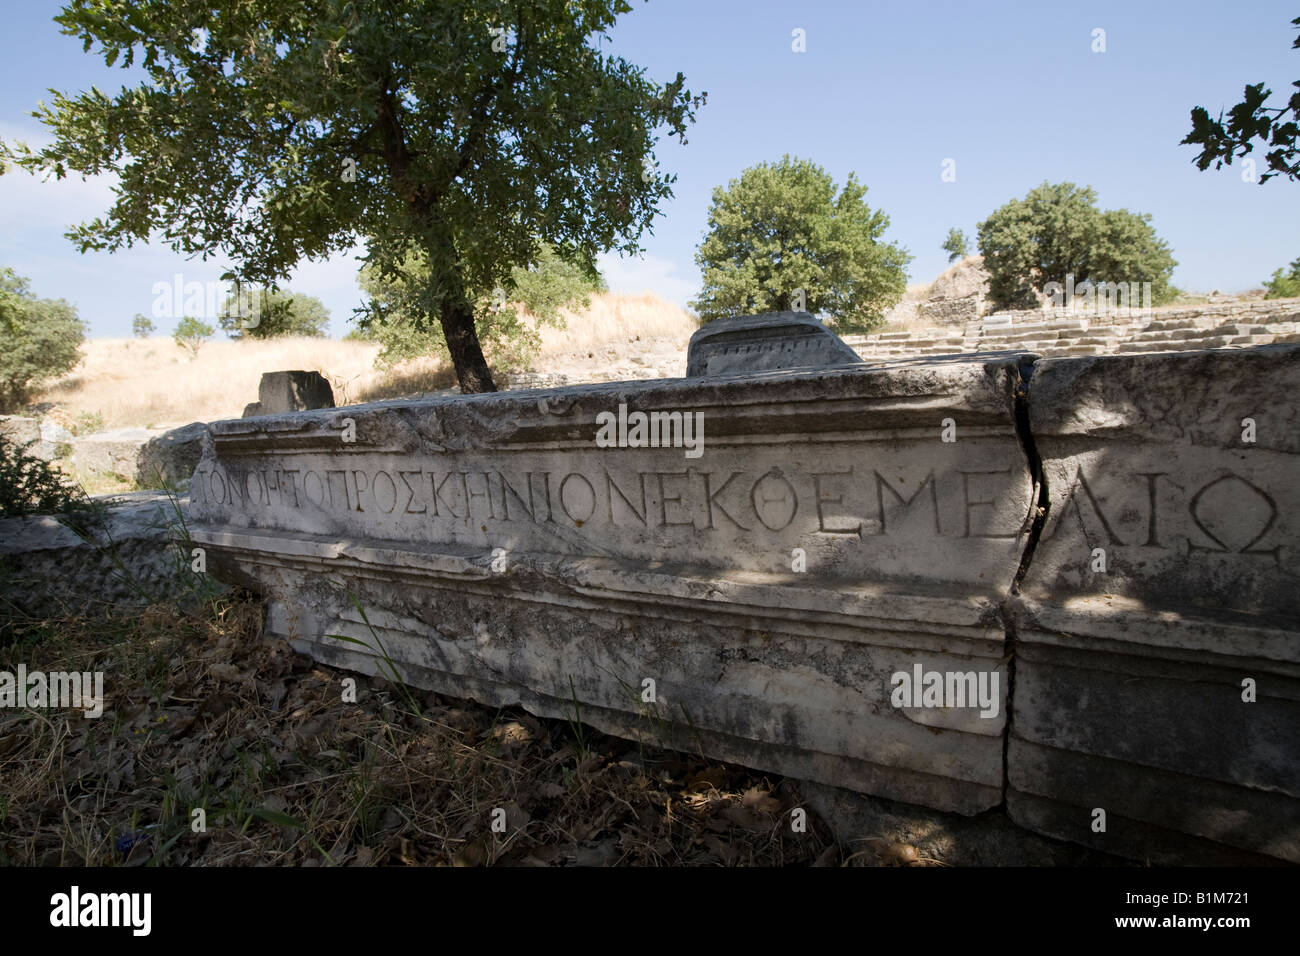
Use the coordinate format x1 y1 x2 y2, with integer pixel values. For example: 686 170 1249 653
685 311 864 377
1009 345 1300 862
186 356 1034 814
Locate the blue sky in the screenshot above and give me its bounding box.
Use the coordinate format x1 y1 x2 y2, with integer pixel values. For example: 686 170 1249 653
2 0 1298 338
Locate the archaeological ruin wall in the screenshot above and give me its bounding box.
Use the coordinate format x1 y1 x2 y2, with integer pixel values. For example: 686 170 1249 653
183 313 1300 864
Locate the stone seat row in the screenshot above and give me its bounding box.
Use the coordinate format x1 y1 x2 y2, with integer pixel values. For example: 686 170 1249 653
848 315 1300 361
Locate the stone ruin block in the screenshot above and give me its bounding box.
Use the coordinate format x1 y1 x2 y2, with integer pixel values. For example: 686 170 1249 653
183 311 1300 862
0 415 42 456
918 295 982 327
136 422 210 490
186 337 1034 816
0 492 199 618
71 427 156 479
685 312 863 377
242 370 335 418
1008 346 1300 863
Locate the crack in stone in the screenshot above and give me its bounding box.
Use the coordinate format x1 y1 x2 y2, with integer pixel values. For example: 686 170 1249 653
1010 356 1050 596
1000 355 1050 808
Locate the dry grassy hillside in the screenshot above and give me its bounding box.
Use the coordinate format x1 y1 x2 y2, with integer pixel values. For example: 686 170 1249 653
33 292 697 431
536 291 696 352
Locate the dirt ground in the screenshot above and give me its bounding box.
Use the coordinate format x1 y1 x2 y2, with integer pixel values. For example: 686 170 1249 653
0 592 940 867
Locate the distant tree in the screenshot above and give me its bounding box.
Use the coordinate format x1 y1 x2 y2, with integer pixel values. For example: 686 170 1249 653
691 155 911 334
218 287 330 339
977 182 1177 310
3 0 704 393
0 266 86 411
359 242 606 371
1263 256 1300 298
173 316 214 359
1182 16 1300 184
942 228 969 262
132 313 155 338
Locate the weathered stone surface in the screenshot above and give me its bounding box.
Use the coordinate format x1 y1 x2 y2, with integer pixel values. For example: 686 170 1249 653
506 372 571 390
40 421 75 458
686 312 862 377
1020 347 1299 617
1008 346 1300 863
0 415 43 456
242 370 335 418
849 299 1300 363
71 428 157 478
186 351 1033 815
178 322 1300 862
137 422 209 490
0 492 204 619
799 780 1129 866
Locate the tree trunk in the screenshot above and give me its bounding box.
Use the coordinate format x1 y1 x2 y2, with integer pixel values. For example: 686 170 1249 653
439 285 497 393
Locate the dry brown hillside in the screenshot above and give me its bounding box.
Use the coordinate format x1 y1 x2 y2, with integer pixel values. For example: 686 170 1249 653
32 292 698 433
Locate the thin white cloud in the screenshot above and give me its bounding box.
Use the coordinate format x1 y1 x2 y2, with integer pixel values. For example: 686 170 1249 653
0 163 120 234
288 245 366 294
596 251 699 309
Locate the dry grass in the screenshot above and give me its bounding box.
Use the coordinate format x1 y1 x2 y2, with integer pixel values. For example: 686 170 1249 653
877 283 936 332
30 293 697 431
537 291 697 352
36 336 387 431
0 592 862 867
52 461 136 498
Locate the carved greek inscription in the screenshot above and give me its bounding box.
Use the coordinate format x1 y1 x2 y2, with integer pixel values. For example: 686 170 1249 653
192 459 1032 541
1136 472 1165 547
1043 467 1283 560
961 469 1018 539
873 470 940 536
812 470 860 537
1187 474 1280 561
399 471 424 514
751 469 797 531
1046 466 1125 545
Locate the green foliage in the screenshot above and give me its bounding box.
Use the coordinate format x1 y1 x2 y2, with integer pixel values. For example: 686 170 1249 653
173 316 214 359
71 410 104 436
1264 257 1300 298
132 313 155 338
976 182 1178 310
5 0 704 392
1182 17 1300 185
942 228 969 262
218 287 330 339
510 242 608 320
691 155 910 334
0 267 86 412
0 433 86 518
358 242 606 371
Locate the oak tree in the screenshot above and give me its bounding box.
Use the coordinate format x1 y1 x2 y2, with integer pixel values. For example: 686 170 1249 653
692 155 910 334
5 0 704 391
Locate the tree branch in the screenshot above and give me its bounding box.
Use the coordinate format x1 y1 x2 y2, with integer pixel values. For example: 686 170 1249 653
440 14 526 200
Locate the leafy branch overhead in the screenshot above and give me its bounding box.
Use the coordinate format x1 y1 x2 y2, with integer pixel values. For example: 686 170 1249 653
1182 16 1300 184
357 241 606 371
2 0 704 392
